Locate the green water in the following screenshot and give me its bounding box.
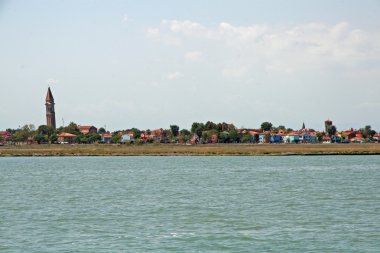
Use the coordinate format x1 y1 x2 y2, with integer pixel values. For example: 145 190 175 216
1 156 380 252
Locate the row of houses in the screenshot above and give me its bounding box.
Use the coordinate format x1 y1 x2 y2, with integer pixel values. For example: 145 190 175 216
1 126 380 145
189 128 380 144
57 125 98 143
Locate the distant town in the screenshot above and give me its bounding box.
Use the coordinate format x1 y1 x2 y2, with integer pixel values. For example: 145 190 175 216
0 88 379 145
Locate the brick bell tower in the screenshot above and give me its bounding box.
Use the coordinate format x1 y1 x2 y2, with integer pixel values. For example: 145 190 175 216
45 87 56 129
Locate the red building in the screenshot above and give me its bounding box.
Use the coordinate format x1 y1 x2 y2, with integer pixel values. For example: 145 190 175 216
79 126 97 134
0 131 11 143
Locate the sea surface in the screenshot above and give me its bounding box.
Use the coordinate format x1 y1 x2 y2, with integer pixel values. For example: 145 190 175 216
1 156 380 252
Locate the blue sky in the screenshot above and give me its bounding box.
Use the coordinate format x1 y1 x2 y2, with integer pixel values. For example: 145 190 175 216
1 0 380 131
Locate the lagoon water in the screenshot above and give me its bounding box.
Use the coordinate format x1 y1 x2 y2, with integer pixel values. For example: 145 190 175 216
1 156 380 252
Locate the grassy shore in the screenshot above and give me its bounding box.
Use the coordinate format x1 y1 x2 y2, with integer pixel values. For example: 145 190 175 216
1 143 380 156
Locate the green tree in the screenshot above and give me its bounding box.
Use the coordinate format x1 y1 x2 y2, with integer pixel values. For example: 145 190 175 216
326 125 337 137
11 124 36 142
87 133 101 143
205 121 217 130
217 122 235 132
111 133 120 143
201 131 209 143
316 132 324 142
241 133 252 143
191 122 205 137
179 129 191 143
131 128 141 139
278 125 286 130
49 133 58 143
219 131 230 143
6 128 17 134
360 125 376 139
170 125 180 137
228 129 240 143
261 122 273 131
98 127 106 134
80 136 89 144
33 133 47 144
63 122 80 135
37 125 55 136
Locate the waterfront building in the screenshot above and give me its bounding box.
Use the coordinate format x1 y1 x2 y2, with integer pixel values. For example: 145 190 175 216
57 133 77 143
79 125 98 134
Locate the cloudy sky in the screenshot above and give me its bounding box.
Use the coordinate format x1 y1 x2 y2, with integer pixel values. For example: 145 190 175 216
1 0 380 131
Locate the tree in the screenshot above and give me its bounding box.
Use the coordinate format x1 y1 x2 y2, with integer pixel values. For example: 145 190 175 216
316 132 324 142
170 125 180 137
326 125 337 137
11 124 36 143
201 132 209 143
241 133 252 143
286 128 293 132
63 122 80 135
260 122 273 131
98 127 106 134
302 122 305 129
87 133 101 143
179 129 191 143
205 121 217 130
278 125 286 130
191 122 205 137
217 122 235 132
219 131 230 143
36 125 56 144
49 133 58 143
34 133 47 144
37 125 55 136
111 133 120 143
180 129 190 136
6 128 17 134
228 129 240 143
131 128 141 139
359 125 376 139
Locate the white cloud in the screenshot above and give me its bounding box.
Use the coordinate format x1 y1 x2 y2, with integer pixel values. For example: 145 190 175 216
147 20 380 74
164 72 183 80
163 20 207 36
145 28 181 46
184 51 202 62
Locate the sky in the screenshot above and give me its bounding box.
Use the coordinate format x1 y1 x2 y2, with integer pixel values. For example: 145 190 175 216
1 0 380 131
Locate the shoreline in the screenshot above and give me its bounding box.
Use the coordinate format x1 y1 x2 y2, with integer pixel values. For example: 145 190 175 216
1 143 380 157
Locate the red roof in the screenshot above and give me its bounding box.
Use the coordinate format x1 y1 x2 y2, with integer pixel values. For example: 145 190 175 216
79 126 94 130
57 133 77 137
355 133 363 138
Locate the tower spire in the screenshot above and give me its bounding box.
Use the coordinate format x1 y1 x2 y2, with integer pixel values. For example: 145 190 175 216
46 87 54 102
